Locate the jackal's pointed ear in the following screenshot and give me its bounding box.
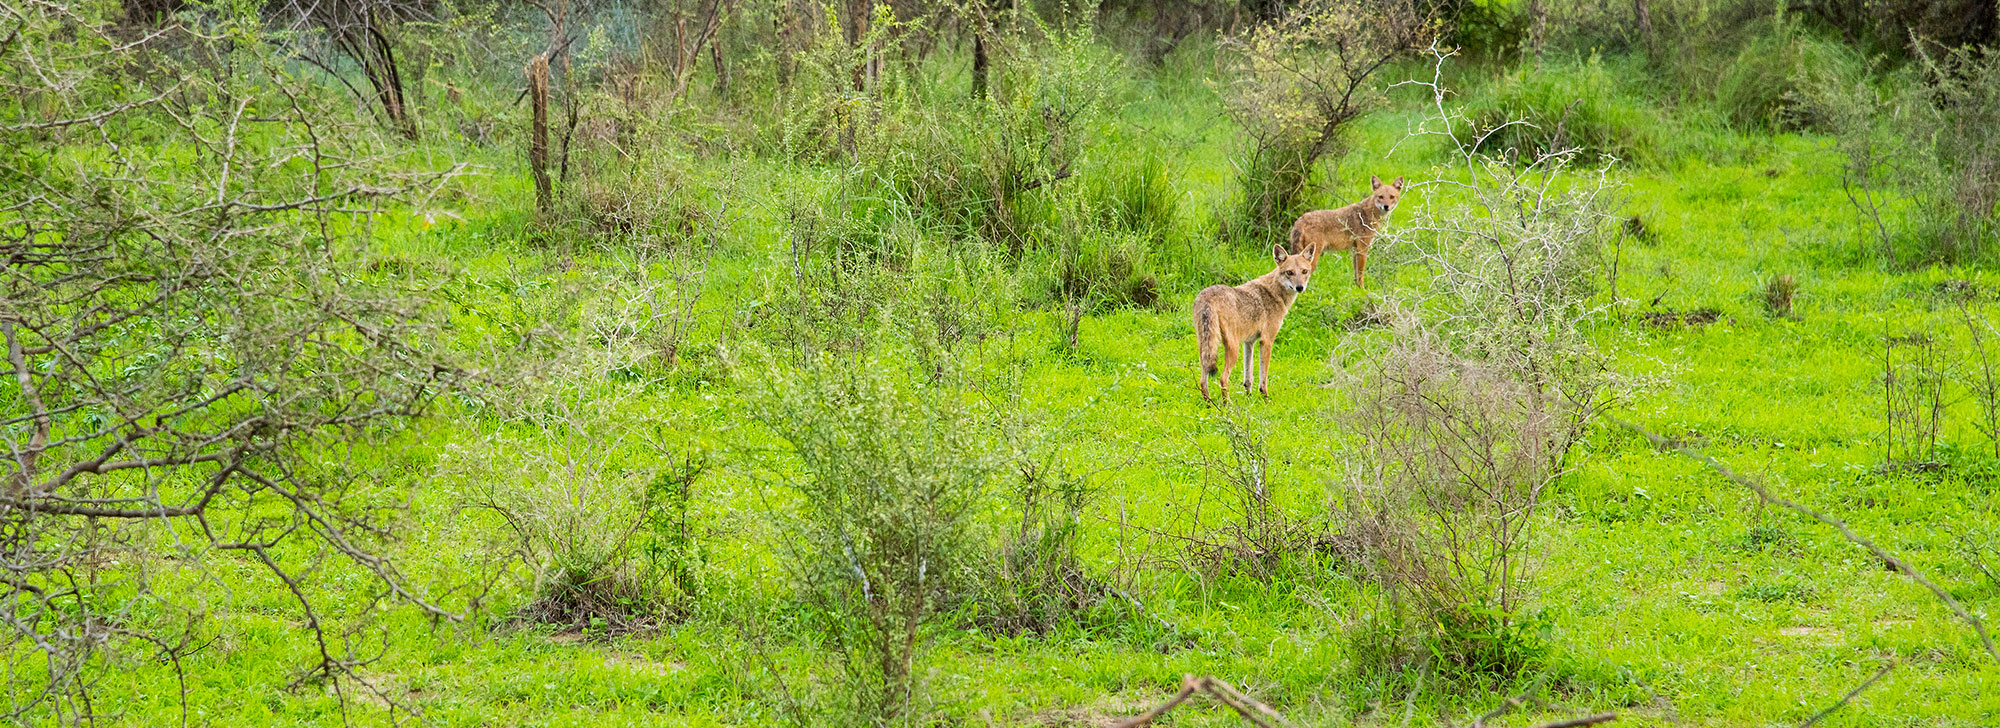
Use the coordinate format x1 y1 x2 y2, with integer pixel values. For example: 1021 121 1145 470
1393 176 1406 189
1272 244 1287 263
1370 174 1383 189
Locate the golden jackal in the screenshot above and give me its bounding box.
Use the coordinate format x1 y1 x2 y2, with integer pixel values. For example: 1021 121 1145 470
1193 245 1319 400
1288 175 1404 289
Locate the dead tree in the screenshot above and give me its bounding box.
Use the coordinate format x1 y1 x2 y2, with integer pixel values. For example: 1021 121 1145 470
274 0 433 140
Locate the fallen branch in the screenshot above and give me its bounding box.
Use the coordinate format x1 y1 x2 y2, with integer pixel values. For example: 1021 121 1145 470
1519 715 1619 728
1113 674 1295 728
1611 415 1999 664
1468 688 1618 728
1115 674 1616 728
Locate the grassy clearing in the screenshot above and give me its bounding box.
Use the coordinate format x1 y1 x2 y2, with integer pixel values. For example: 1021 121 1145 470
11 9 2000 727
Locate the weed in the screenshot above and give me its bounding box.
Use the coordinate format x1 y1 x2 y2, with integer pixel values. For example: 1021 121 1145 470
1763 274 1799 318
1881 332 1947 466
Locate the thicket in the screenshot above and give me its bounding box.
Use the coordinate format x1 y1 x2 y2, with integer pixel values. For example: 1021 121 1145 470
1 1 480 718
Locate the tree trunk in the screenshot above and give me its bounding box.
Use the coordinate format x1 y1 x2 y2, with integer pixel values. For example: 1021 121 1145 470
1529 0 1547 65
1634 0 1653 52
972 32 989 100
847 0 871 92
527 55 552 215
711 37 730 98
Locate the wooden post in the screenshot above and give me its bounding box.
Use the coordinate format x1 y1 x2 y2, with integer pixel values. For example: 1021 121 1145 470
528 54 552 215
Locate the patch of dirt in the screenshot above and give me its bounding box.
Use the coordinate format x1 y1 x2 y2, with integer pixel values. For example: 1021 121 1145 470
1777 626 1828 637
1027 693 1162 727
1639 307 1725 330
1934 279 1981 300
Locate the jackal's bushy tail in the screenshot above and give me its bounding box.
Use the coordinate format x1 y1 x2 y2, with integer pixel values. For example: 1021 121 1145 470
1195 302 1219 378
1288 224 1302 254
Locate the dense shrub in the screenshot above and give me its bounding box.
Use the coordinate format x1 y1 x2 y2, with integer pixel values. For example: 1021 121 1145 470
1800 44 1999 267
749 357 997 726
1463 55 1666 164
1908 45 2000 265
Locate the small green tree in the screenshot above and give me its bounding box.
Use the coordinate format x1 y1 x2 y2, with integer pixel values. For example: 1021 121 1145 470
1219 0 1430 242
750 357 995 726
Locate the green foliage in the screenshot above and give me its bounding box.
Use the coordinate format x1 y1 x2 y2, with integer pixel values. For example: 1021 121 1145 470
1464 55 1668 164
747 355 998 726
1906 44 2000 265
976 403 1110 635
1218 0 1428 241
1713 22 1871 131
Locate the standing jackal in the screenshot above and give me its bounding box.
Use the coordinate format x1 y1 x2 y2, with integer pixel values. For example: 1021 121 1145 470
1288 174 1404 290
1194 245 1319 400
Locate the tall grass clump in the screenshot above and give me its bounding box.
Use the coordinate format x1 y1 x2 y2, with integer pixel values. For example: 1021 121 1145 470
749 355 997 726
1712 21 1870 131
1463 54 1667 164
847 18 1123 250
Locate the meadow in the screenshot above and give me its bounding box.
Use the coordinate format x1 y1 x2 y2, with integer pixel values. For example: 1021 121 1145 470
4 1 1999 726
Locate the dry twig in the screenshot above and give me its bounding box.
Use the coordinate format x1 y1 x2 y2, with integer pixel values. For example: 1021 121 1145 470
1800 661 1896 728
1113 674 1297 728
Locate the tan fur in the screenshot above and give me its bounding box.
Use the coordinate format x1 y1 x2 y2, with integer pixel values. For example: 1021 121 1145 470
1288 174 1405 290
1193 245 1319 401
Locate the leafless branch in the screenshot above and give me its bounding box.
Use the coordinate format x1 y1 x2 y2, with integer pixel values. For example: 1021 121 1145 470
1799 661 1895 728
1612 416 1998 663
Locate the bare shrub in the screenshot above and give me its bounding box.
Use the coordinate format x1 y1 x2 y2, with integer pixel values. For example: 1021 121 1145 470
1187 408 1320 580
1218 0 1430 241
978 402 1112 635
1958 296 2000 459
1880 332 1946 467
1336 311 1569 675
1332 46 1632 676
748 356 996 726
451 365 707 633
1797 66 1907 265
1 5 475 720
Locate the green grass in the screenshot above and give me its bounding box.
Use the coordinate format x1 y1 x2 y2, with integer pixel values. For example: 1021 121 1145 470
57 44 2000 728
